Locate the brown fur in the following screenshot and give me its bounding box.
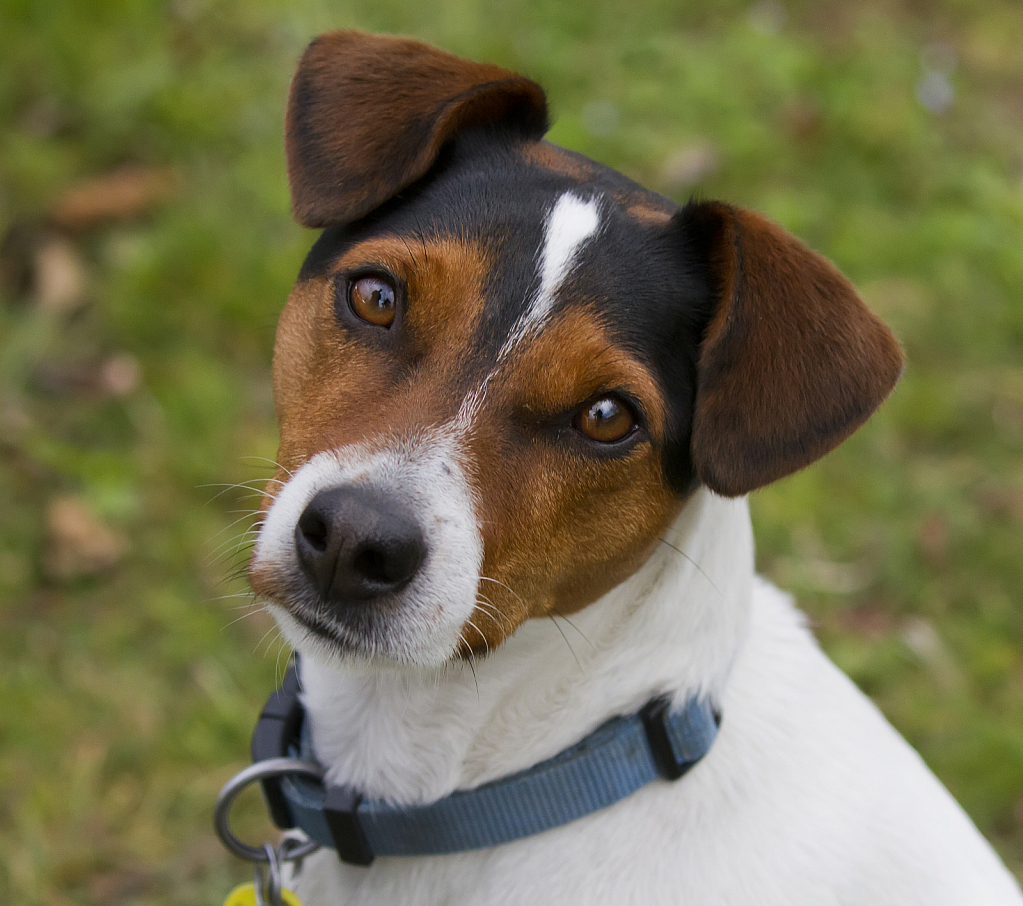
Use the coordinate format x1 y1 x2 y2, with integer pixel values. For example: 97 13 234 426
689 202 904 497
286 31 547 228
625 202 674 226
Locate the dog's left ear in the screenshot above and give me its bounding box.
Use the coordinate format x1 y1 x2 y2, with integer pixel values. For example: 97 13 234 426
286 30 548 228
681 201 904 497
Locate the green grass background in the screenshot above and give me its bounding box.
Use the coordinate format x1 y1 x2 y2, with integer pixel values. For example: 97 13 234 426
2 0 1021 902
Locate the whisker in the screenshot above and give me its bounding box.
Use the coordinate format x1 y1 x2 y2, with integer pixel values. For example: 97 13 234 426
205 527 262 565
457 632 480 701
239 455 295 477
254 624 279 656
464 616 490 657
215 544 257 573
658 538 722 597
208 591 260 604
547 613 582 671
198 479 284 503
205 509 262 545
398 233 419 270
221 607 264 632
275 636 291 686
550 607 595 651
478 575 528 616
474 595 514 629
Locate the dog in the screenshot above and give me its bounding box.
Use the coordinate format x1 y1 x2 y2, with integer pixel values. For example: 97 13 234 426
246 30 1023 905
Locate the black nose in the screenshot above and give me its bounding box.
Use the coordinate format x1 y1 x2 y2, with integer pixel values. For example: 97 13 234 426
294 486 427 603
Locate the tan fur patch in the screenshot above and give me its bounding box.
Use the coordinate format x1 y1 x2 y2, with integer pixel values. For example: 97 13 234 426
625 201 673 226
458 308 678 654
258 235 492 514
519 141 597 181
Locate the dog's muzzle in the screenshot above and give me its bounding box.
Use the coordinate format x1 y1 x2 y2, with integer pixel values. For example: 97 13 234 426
253 439 484 664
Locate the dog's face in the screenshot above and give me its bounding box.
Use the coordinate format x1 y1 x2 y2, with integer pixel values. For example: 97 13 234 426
249 31 903 667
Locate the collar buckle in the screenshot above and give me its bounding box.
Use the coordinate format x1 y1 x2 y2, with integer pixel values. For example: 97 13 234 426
323 785 374 865
640 695 722 781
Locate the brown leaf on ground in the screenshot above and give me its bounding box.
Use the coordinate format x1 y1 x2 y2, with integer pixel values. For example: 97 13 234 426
34 353 142 400
50 165 177 231
34 235 90 315
44 496 129 581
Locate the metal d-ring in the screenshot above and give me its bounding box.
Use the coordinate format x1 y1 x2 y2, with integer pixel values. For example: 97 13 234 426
260 843 283 905
214 757 324 862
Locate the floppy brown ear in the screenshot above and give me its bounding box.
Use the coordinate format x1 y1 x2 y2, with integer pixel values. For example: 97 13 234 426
285 31 548 228
684 201 904 497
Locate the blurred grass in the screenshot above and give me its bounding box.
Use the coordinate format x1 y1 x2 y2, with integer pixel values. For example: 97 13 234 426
1 0 1021 902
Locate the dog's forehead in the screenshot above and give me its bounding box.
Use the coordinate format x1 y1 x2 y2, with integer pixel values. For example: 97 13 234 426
298 135 701 365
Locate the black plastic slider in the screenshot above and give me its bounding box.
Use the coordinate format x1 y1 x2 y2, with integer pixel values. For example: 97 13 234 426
640 695 694 781
323 784 375 865
250 660 304 829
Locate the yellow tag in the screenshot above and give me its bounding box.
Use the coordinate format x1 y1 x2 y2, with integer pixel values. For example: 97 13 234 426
223 882 304 906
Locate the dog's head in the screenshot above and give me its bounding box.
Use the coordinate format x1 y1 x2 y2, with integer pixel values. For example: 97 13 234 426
248 31 903 666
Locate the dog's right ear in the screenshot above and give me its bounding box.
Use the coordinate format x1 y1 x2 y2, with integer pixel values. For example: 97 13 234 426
285 31 549 228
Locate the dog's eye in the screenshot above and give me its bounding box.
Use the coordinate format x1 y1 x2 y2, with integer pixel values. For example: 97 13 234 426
575 396 636 444
348 275 396 327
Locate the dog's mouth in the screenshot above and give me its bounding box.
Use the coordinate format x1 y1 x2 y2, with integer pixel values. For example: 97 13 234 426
261 590 407 661
254 571 483 666
251 563 504 665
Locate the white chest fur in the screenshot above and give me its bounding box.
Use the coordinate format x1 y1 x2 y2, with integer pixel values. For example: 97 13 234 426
290 491 1023 905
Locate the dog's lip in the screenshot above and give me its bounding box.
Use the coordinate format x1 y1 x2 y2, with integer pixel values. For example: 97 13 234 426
273 597 359 650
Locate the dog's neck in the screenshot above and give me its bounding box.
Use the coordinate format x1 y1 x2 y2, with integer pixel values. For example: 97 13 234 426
299 489 753 804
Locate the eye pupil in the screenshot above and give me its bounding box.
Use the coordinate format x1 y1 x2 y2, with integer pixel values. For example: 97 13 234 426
349 275 396 327
575 396 636 443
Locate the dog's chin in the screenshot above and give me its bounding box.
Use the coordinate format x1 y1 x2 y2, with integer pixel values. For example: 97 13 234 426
263 601 465 670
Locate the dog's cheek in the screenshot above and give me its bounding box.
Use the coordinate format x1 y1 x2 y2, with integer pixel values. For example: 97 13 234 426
470 444 679 644
543 453 680 615
272 281 327 412
270 293 396 475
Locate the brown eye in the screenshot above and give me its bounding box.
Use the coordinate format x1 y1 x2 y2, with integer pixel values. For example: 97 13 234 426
348 275 396 327
575 396 636 443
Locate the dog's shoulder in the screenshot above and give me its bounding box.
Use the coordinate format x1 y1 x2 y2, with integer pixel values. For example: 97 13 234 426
696 578 1023 903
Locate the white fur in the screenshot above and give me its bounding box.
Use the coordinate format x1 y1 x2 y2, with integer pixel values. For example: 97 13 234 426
499 192 601 361
282 490 1022 905
456 192 600 429
252 428 483 665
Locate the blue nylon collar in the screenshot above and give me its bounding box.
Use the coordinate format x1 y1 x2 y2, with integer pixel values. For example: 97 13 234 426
252 658 720 865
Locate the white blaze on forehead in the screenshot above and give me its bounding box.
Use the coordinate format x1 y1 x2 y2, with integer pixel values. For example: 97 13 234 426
499 192 601 361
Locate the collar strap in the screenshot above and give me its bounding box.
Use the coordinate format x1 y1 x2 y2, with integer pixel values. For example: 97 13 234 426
251 659 720 866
